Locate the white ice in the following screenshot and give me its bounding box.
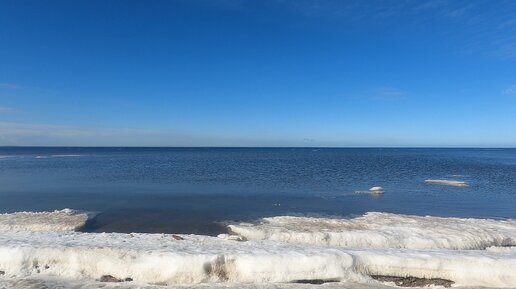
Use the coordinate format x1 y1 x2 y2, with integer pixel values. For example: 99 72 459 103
0 209 90 232
0 231 515 287
228 212 516 250
424 179 468 187
353 186 384 195
0 210 515 288
369 187 384 194
0 231 363 285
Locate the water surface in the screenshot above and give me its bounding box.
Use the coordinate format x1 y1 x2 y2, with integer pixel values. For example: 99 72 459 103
1 147 515 234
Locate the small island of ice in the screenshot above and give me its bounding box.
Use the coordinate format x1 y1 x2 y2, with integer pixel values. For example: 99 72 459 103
369 187 384 194
424 179 469 187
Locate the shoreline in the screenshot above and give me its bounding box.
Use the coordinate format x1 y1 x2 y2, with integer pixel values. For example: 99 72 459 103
0 209 515 288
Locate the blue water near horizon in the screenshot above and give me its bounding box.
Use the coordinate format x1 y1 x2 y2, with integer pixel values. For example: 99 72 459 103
1 147 515 234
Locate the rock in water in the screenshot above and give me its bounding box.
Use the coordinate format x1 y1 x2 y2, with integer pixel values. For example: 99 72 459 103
172 234 184 240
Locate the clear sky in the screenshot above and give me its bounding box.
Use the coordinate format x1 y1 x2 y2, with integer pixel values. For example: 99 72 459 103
1 0 515 147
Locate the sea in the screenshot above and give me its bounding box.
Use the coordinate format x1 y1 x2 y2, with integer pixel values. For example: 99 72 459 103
1 147 515 235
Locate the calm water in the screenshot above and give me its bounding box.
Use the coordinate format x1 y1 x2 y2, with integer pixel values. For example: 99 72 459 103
1 147 515 234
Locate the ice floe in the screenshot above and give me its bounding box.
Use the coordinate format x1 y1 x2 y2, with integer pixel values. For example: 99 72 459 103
369 187 384 194
424 179 468 187
0 209 90 232
353 186 384 195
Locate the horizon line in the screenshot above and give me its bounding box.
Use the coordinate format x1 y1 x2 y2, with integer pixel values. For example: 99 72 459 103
1 146 515 149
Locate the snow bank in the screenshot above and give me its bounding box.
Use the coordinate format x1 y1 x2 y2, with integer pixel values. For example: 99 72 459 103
0 231 360 285
228 212 516 250
424 179 468 187
350 247 516 287
0 209 90 232
0 210 515 288
0 231 515 287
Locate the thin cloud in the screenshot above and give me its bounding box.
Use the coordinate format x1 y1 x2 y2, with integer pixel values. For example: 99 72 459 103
378 87 406 97
0 122 246 146
503 84 516 95
282 0 516 58
0 107 14 113
0 121 381 147
0 122 159 141
0 82 57 94
414 1 447 11
0 83 21 89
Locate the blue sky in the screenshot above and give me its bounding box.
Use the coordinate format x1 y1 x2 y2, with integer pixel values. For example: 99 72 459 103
1 0 515 147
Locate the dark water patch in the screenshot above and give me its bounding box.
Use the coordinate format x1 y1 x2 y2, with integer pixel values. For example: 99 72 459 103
292 279 340 284
82 209 227 235
371 275 454 287
77 193 362 235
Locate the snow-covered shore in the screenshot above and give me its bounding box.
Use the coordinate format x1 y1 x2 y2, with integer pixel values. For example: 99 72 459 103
0 209 515 288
